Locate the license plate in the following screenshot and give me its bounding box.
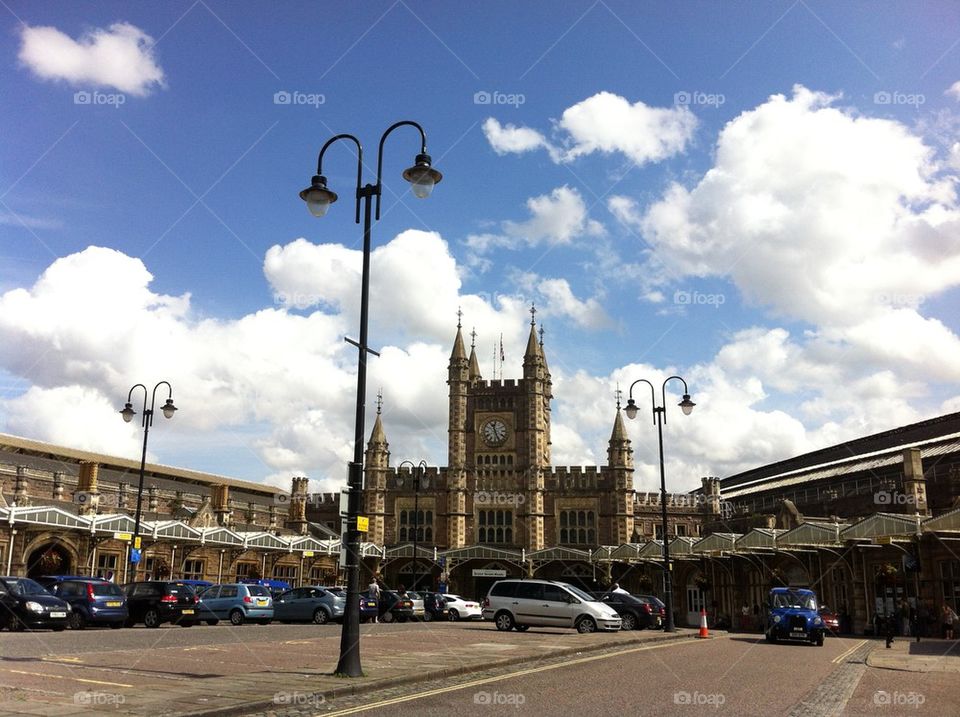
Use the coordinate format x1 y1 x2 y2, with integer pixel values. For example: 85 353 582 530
50 611 66 618
366 602 376 607
790 631 806 637
106 601 122 607
182 609 195 615
256 598 268 606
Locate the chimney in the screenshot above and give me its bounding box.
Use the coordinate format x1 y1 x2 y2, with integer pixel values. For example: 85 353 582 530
148 485 159 513
212 484 231 527
76 462 101 515
14 465 29 507
52 471 65 501
286 476 309 534
902 448 929 517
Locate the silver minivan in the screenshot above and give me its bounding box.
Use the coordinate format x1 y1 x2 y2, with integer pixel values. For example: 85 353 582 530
482 579 621 633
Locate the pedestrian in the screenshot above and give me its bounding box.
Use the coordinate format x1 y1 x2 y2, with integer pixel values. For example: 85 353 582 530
740 602 750 631
899 597 911 637
610 582 629 595
368 578 381 623
941 604 958 640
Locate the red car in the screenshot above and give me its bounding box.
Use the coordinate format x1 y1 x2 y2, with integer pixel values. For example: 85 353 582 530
819 606 839 635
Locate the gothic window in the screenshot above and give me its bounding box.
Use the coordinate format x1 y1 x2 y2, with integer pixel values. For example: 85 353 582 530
95 553 118 580
477 510 514 543
273 564 298 580
235 562 258 582
559 510 597 545
182 559 204 580
399 506 434 545
676 524 687 537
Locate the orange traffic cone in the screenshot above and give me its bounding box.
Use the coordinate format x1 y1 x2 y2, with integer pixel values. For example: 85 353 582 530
697 608 710 638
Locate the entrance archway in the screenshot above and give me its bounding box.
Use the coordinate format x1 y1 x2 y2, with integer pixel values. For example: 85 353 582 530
26 542 73 579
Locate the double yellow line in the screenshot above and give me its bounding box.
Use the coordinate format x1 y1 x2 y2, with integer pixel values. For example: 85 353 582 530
832 639 867 664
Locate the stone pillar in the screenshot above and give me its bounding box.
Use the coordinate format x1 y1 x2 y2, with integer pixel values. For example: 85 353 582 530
286 477 309 534
701 476 721 517
902 448 930 517
14 466 29 507
212 484 231 526
118 482 128 510
148 485 159 513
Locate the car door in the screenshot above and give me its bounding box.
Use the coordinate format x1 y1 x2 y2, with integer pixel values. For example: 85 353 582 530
541 584 577 626
512 582 544 625
217 585 239 617
199 586 220 619
273 589 295 620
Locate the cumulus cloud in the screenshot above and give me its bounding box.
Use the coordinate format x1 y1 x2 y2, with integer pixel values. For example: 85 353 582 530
946 81 960 101
19 22 165 96
483 92 697 165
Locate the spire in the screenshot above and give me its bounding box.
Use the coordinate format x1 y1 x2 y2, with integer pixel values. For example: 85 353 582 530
607 403 632 468
610 406 628 442
450 316 467 361
524 320 541 359
369 409 387 446
468 328 482 381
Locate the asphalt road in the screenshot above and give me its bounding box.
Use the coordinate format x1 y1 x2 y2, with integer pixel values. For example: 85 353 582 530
298 636 955 717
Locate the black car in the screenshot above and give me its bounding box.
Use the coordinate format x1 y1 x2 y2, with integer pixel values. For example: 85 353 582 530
122 581 199 628
40 576 127 629
417 591 448 622
0 576 70 631
592 591 660 630
376 590 415 623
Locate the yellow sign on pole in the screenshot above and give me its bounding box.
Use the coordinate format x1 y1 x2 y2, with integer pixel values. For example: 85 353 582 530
134 536 142 549
113 532 132 541
356 516 369 532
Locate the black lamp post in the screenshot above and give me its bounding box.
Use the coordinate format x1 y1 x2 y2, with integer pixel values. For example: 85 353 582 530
300 121 442 677
119 382 178 572
397 460 429 592
623 376 694 633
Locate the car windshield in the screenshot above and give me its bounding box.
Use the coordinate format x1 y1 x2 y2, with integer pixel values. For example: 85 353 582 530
5 578 48 596
773 591 817 610
90 582 123 597
247 585 270 597
561 584 597 602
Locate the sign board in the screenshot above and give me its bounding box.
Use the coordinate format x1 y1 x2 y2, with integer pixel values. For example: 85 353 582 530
472 568 507 578
356 516 369 532
134 536 142 550
874 536 893 545
302 551 314 558
113 532 132 541
129 548 141 564
339 489 349 518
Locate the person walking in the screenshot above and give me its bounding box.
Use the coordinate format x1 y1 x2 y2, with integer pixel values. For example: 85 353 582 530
942 604 958 640
368 578 381 624
899 597 911 637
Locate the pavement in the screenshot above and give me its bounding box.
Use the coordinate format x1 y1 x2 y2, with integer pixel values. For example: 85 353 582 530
0 623 697 716
866 636 960 673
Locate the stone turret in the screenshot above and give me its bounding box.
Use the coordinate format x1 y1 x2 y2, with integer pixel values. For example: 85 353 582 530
607 406 634 544
212 484 231 526
701 476 721 517
521 306 548 549
364 393 390 544
446 314 470 547
902 448 929 517
76 462 99 514
286 476 309 534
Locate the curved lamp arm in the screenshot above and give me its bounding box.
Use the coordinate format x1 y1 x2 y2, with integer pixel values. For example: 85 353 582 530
375 120 428 220
312 133 364 224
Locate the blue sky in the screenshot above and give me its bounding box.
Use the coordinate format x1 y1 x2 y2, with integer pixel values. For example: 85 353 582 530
1 1 959 494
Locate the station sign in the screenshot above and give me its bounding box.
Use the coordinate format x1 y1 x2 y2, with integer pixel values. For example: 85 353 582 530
113 532 132 541
472 568 507 577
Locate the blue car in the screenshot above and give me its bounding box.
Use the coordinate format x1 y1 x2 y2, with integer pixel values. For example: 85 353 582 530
197 583 273 625
765 587 824 646
39 576 128 630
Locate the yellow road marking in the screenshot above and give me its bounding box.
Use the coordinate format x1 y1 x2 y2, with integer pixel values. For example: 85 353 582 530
284 640 314 645
317 638 702 716
41 656 82 663
1 669 133 688
832 640 867 664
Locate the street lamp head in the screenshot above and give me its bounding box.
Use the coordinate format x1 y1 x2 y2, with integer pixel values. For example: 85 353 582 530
401 153 442 199
161 398 178 419
678 394 696 416
624 399 639 420
120 403 136 423
299 175 338 217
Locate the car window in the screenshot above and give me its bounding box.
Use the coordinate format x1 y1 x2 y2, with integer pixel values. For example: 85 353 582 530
131 584 155 597
247 585 270 597
514 583 542 600
561 584 596 602
542 585 567 603
10 578 48 596
60 582 83 597
490 582 517 598
220 586 239 598
90 582 123 597
202 586 220 599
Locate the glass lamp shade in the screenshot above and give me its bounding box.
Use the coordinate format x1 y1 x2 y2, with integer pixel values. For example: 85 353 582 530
679 394 696 415
624 400 639 420
299 176 338 217
402 154 442 199
161 398 178 419
120 403 136 423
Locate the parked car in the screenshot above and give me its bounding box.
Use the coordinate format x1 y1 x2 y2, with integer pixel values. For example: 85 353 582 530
0 576 70 631
442 594 482 621
42 576 127 629
357 590 380 622
376 589 415 623
765 587 824 646
592 592 658 630
482 579 621 633
819 605 840 635
417 591 448 622
197 583 273 625
240 578 291 600
273 586 344 624
402 590 426 620
632 594 667 628
122 581 199 628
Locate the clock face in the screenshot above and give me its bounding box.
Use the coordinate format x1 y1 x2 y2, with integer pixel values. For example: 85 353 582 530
481 419 508 447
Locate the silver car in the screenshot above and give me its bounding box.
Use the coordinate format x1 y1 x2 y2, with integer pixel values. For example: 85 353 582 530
403 590 426 620
481 579 621 633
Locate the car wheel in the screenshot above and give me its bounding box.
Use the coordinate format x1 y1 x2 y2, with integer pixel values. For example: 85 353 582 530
767 632 777 643
143 609 161 629
620 613 637 631
206 619 219 626
312 609 329 625
381 611 394 624
229 609 245 626
397 616 408 623
576 616 597 634
494 611 515 632
109 622 123 629
180 622 195 628
816 633 824 647
515 625 529 632
68 611 86 630
448 609 460 622
423 610 434 622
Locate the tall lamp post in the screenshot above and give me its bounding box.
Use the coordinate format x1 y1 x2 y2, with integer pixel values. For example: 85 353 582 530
397 460 429 592
623 376 694 633
299 122 442 677
119 382 178 572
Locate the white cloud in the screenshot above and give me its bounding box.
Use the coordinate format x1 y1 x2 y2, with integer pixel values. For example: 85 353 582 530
537 278 611 330
19 22 165 96
946 81 960 101
483 92 697 165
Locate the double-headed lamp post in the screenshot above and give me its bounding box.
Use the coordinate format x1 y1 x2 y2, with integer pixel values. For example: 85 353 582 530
119 382 178 571
397 460 429 592
299 121 442 678
623 376 694 633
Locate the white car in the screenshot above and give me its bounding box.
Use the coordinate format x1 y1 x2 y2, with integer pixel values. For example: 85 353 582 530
443 594 482 621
